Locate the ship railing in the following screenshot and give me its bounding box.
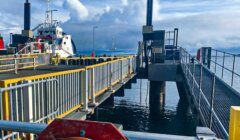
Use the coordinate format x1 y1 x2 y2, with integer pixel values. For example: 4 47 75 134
180 47 229 139
16 42 46 55
0 54 51 74
0 56 136 139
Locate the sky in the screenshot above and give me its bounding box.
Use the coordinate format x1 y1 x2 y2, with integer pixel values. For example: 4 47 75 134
0 0 240 53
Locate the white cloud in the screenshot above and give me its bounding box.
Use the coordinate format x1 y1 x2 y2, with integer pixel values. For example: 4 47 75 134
105 5 111 13
1 0 240 52
64 0 89 21
121 0 128 6
153 0 162 21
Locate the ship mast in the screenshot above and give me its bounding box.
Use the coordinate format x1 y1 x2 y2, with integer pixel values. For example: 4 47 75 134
45 0 58 25
45 0 51 24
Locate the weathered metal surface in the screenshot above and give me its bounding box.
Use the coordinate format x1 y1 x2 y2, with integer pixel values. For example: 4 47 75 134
148 62 182 82
38 119 127 140
0 120 205 140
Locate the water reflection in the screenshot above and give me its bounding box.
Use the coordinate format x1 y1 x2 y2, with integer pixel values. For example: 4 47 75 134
88 79 197 136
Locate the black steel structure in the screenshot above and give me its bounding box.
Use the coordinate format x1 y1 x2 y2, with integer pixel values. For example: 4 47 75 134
24 0 31 30
146 0 153 26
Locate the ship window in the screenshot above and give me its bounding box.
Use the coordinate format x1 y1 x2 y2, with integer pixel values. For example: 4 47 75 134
64 42 66 45
45 31 49 33
56 38 62 45
53 31 56 34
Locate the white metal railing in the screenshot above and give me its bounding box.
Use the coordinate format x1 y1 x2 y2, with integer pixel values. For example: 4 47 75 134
0 78 58 140
198 48 240 93
210 49 240 92
180 48 229 139
0 54 50 74
0 56 136 140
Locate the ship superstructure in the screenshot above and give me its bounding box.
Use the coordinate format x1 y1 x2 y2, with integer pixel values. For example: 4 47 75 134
6 0 76 58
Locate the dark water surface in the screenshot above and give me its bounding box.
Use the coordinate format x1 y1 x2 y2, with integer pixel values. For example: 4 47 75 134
88 79 198 136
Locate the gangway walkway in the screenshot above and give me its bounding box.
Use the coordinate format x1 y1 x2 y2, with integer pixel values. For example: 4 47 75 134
180 48 240 139
0 56 136 140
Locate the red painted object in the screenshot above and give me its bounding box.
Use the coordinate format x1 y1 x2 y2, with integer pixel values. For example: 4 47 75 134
37 119 127 140
36 37 43 50
91 51 95 57
197 49 201 61
0 34 4 50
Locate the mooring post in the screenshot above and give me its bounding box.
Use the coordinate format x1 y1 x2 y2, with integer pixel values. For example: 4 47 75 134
229 106 240 140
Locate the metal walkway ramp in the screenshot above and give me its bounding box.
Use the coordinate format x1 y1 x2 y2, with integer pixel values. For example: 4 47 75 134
180 48 240 139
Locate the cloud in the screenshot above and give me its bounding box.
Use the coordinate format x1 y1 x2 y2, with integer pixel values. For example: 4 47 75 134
63 0 89 21
121 0 128 6
153 0 162 21
0 0 240 53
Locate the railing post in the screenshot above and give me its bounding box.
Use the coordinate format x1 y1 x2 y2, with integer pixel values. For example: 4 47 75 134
33 57 36 70
44 81 48 123
91 68 95 104
198 64 203 110
128 58 131 77
222 52 225 79
184 50 187 75
14 58 18 74
81 70 89 111
214 51 217 73
229 106 240 140
120 60 123 83
108 63 113 91
0 82 10 121
66 59 69 66
209 74 216 129
189 54 191 64
22 81 34 130
192 58 195 95
22 80 33 122
231 55 236 87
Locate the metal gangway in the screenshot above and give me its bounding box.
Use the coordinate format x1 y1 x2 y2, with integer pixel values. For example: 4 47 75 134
0 56 136 139
180 47 240 139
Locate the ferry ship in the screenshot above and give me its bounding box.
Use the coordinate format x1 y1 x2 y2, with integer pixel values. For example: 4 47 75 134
0 0 76 58
0 0 239 140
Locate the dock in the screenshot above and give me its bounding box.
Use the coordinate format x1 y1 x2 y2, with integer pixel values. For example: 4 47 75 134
0 46 239 139
0 0 240 139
